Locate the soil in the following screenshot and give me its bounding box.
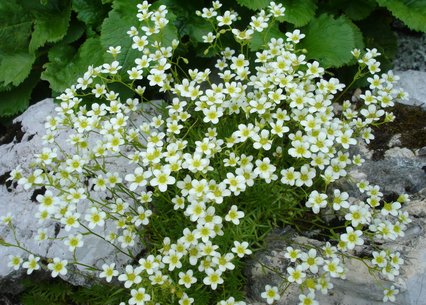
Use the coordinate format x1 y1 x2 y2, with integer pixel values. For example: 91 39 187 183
368 103 426 160
0 122 25 146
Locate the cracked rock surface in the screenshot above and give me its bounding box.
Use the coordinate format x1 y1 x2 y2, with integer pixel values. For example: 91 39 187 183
0 99 156 293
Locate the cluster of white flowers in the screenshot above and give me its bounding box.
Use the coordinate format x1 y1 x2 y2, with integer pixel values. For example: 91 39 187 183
3 1 410 304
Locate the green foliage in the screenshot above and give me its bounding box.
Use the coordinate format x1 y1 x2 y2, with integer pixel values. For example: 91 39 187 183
342 0 377 21
0 52 35 87
0 72 39 116
42 38 105 93
28 2 72 53
72 0 111 33
249 23 285 51
376 0 426 32
236 0 271 10
100 4 141 80
20 277 128 305
0 0 425 119
300 14 364 68
278 0 317 27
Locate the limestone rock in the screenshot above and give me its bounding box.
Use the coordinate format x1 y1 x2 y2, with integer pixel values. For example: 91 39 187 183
395 70 426 110
246 193 426 305
0 99 157 290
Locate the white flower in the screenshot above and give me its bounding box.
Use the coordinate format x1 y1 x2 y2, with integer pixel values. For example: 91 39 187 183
85 207 106 229
231 241 252 258
118 265 143 288
61 212 81 231
372 251 388 268
212 253 235 272
300 249 324 274
8 255 23 270
150 166 176 192
285 246 301 262
129 287 151 305
178 269 197 288
306 191 328 214
252 129 272 151
217 10 237 27
22 255 40 274
323 258 343 278
331 189 349 210
261 285 280 304
254 157 277 183
383 285 398 302
203 268 223 290
285 29 305 43
225 205 245 225
102 61 122 74
162 250 183 271
287 265 306 284
132 206 152 226
48 258 68 277
64 234 84 252
298 293 318 305
340 226 364 250
99 263 119 282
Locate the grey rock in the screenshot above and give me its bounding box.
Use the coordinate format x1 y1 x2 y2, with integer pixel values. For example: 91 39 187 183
360 157 425 195
0 99 158 290
246 196 426 305
394 32 426 72
394 70 426 110
417 147 426 156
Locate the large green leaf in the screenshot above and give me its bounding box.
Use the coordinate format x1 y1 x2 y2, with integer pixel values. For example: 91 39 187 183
0 52 36 87
101 7 139 81
18 0 69 14
72 0 111 32
0 72 39 117
185 16 214 43
60 19 86 45
357 12 397 68
101 1 178 80
28 3 72 53
343 0 377 21
299 14 364 68
278 0 317 27
41 38 106 93
249 23 286 51
376 0 426 32
0 2 32 52
236 0 270 10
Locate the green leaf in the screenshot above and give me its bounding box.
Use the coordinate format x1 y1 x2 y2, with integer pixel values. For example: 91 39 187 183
249 23 286 51
278 0 317 27
185 16 214 43
28 2 72 52
376 0 426 32
0 2 32 52
111 0 140 15
0 72 39 117
41 38 105 92
0 83 13 93
343 0 377 21
72 0 111 32
299 14 364 68
101 8 139 81
357 11 397 68
236 0 270 10
0 51 36 86
101 2 178 80
18 0 70 15
60 19 86 45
